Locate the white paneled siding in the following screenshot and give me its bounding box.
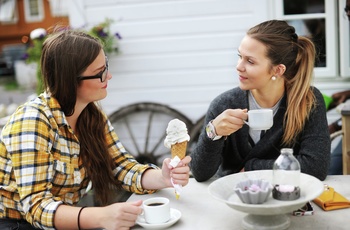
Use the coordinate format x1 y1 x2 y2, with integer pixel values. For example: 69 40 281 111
68 0 272 122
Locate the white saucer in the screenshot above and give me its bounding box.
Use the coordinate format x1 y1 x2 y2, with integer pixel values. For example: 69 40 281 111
136 208 181 229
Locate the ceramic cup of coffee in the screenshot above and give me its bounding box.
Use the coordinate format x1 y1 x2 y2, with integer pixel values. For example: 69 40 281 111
142 197 170 224
244 109 273 130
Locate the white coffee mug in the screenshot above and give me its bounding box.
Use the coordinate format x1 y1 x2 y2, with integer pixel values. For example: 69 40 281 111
142 197 170 224
244 109 273 130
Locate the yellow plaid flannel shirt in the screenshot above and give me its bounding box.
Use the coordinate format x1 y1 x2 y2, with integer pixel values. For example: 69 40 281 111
0 92 158 229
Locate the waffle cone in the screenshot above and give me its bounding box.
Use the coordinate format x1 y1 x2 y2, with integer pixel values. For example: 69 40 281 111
171 141 188 159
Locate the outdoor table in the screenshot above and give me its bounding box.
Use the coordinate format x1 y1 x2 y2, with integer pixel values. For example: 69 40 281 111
128 175 350 230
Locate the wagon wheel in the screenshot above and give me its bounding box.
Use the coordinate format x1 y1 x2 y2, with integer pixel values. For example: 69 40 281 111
109 102 193 166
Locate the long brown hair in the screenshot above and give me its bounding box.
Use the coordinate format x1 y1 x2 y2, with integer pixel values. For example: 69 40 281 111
41 29 117 205
247 20 316 145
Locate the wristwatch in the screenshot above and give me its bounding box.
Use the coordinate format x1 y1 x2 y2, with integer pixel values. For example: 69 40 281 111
206 120 222 141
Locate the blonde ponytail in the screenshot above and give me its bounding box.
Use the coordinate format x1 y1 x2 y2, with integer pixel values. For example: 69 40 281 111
283 36 316 144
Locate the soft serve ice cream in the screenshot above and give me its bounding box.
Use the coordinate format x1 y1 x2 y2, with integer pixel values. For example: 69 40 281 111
164 118 190 199
164 118 190 158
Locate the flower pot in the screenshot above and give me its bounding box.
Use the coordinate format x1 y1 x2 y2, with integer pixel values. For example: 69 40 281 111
14 60 37 90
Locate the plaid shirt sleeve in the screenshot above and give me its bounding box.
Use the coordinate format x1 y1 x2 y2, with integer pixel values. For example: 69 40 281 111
1 103 65 230
0 97 161 230
104 118 160 194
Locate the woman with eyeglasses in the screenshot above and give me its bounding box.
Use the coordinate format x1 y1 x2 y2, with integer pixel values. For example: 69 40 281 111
0 29 191 230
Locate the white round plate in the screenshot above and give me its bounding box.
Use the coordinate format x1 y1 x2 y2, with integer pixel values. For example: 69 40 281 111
136 208 181 229
208 170 324 215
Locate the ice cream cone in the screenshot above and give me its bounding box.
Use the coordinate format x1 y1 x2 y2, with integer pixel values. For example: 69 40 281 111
171 141 188 159
164 119 190 200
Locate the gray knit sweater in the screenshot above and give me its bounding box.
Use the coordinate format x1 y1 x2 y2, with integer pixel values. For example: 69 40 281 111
190 87 330 182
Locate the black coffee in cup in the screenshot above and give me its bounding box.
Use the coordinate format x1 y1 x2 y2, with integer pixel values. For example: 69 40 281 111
143 197 170 224
147 202 164 206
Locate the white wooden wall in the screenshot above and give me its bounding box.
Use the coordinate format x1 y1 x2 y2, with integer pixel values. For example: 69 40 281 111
68 0 272 123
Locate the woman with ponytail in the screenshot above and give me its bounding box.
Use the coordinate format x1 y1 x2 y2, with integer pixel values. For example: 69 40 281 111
191 20 330 182
0 29 191 230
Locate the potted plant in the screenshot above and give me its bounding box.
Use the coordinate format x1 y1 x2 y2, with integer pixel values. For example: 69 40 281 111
22 18 121 95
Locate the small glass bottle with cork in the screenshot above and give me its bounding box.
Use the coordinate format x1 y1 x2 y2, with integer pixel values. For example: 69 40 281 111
272 148 301 201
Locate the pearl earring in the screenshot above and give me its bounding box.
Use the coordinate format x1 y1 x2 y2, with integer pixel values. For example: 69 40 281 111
272 76 277 81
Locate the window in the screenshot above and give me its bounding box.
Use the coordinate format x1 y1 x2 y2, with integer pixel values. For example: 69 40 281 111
0 0 18 24
48 0 69 17
275 0 338 78
339 0 350 77
24 0 44 22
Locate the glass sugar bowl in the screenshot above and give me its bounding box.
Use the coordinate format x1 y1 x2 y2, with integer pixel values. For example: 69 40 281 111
272 148 301 201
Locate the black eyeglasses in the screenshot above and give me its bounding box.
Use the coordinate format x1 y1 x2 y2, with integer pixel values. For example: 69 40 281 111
345 6 350 13
78 57 109 82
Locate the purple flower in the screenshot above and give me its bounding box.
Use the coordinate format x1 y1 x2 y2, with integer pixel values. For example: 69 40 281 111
97 30 108 38
21 53 29 60
115 32 122 39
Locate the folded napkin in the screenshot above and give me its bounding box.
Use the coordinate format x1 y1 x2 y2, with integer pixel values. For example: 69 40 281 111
313 185 350 211
169 156 183 199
